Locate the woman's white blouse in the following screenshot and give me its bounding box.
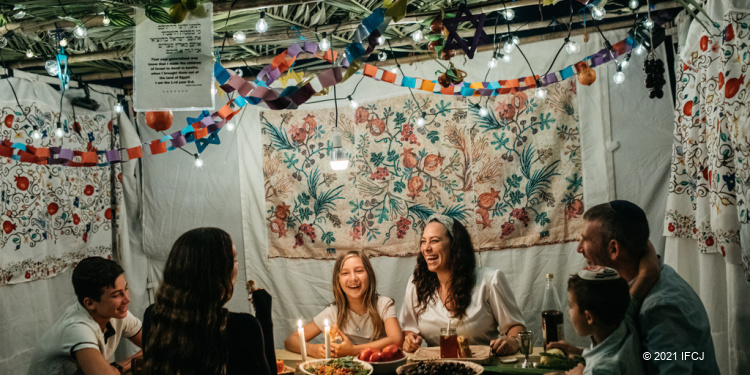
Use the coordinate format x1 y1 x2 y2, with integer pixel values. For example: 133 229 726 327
398 267 525 347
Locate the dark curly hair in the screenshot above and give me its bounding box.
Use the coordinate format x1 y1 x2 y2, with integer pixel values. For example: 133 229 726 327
412 218 476 320
143 227 235 375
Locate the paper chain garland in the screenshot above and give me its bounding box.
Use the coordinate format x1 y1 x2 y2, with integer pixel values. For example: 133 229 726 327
0 1 398 167
3 2 634 168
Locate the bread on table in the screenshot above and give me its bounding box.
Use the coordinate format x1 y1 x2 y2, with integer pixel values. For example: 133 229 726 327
457 335 472 358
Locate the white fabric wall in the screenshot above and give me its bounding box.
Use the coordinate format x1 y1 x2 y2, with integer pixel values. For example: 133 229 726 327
236 28 674 352
5 26 743 374
0 73 141 374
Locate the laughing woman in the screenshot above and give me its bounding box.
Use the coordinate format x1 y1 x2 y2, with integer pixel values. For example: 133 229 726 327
399 215 526 356
284 251 403 358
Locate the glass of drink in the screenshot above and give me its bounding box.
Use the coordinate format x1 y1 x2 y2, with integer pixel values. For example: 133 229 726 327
439 328 459 358
516 331 534 368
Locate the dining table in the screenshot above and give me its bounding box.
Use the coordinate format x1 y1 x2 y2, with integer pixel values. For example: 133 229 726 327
275 347 564 374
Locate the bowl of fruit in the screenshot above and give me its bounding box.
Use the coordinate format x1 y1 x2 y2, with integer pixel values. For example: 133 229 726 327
358 344 408 374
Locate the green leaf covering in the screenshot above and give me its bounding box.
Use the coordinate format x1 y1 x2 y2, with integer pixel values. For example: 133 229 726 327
145 4 174 24
107 10 135 27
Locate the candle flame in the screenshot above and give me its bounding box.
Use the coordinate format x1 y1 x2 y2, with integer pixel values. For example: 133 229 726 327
298 320 303 329
324 319 330 327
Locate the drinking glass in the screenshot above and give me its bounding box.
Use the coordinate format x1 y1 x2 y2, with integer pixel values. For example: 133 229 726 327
516 331 534 368
439 327 459 358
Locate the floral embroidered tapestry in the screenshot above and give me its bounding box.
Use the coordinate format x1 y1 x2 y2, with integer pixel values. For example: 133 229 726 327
664 11 749 279
262 79 583 259
0 84 121 285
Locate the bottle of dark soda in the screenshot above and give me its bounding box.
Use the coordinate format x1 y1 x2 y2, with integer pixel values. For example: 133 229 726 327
541 273 564 351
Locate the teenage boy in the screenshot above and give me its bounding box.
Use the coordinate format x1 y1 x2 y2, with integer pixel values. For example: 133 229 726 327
28 257 142 375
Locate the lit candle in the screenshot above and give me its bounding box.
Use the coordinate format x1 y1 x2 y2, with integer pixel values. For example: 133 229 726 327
324 319 331 359
298 320 308 362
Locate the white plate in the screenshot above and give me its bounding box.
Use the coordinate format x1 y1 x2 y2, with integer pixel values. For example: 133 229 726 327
299 358 373 375
396 360 484 374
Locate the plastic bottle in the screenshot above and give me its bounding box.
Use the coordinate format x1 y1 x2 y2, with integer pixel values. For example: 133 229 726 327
541 273 564 351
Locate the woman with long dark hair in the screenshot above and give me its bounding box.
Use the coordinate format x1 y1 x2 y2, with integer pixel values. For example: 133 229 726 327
399 215 526 356
284 250 402 358
142 227 275 375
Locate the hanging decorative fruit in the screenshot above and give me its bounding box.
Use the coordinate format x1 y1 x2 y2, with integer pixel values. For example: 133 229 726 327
145 110 174 131
440 49 455 60
577 65 597 86
644 54 666 99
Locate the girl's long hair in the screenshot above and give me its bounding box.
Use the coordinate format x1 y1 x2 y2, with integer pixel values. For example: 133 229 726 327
143 227 235 375
412 219 476 320
331 251 389 341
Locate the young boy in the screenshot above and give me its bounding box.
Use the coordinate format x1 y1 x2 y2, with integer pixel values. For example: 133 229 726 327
27 257 143 375
564 266 646 375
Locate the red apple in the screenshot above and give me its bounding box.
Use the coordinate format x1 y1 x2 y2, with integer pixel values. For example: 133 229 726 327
359 348 376 362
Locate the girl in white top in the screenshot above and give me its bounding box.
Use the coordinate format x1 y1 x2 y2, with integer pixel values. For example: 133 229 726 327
284 251 403 358
399 214 526 356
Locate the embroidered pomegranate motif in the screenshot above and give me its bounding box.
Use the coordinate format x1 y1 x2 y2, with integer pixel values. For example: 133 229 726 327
683 101 693 116
367 118 386 136
477 188 500 209
725 75 744 99
73 214 81 225
48 203 59 216
3 221 16 234
401 148 418 169
475 208 492 229
269 218 287 237
407 176 424 199
4 114 13 128
105 208 112 220
15 176 29 191
725 24 734 42
700 35 709 51
718 72 724 89
275 202 291 221
423 154 444 172
84 185 95 196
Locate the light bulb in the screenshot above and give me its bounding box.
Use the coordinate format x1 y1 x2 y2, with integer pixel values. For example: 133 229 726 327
643 18 654 29
349 99 359 109
233 30 247 43
503 42 514 54
613 71 625 84
13 9 26 19
26 49 34 58
535 87 547 100
416 116 425 128
235 68 243 77
0 36 8 49
225 121 236 131
318 37 330 51
377 35 385 45
102 15 111 26
411 29 423 42
620 59 630 69
45 60 60 76
255 13 268 33
390 67 398 74
378 51 387 61
55 128 64 137
503 9 515 21
565 40 580 54
634 44 646 55
211 86 218 95
479 107 488 117
628 0 639 10
487 57 498 69
512 36 520 45
31 129 41 139
59 38 68 47
114 102 124 113
330 130 349 171
591 6 606 21
502 54 511 62
194 156 204 168
73 25 87 39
